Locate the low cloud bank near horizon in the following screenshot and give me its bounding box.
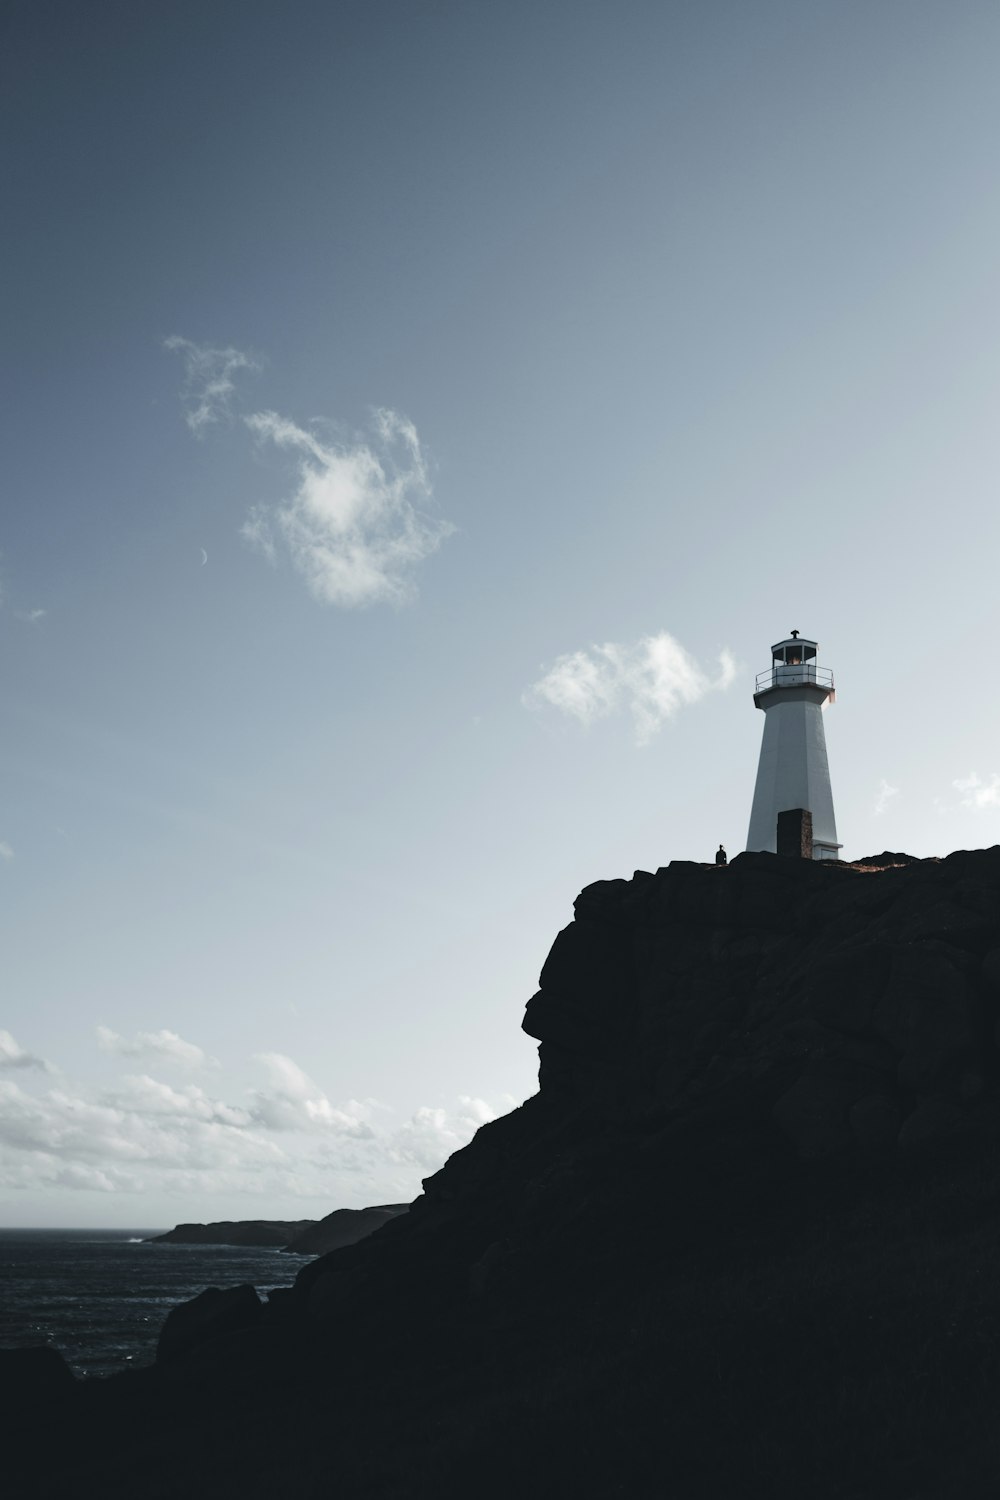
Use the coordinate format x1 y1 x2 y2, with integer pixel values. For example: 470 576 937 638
97 1026 211 1070
0 1029 515 1208
524 632 736 744
0 1030 50 1072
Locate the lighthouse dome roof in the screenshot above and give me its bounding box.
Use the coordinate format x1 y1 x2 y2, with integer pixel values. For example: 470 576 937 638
771 633 818 663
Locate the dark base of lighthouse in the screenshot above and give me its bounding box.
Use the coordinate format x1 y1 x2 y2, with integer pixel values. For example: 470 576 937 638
770 808 843 862
777 808 813 859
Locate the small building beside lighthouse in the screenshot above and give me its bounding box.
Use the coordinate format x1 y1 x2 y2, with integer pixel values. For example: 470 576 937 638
746 631 841 860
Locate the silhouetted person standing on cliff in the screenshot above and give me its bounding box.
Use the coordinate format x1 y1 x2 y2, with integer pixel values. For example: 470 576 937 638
715 844 727 866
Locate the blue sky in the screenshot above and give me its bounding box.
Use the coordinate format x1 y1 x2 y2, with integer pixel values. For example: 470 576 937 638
4 0 1000 1225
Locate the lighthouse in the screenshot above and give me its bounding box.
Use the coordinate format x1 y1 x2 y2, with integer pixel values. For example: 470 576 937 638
746 631 841 860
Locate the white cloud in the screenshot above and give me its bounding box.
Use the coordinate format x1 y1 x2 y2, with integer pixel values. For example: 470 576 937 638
387 1095 499 1170
524 632 736 745
0 1027 516 1205
0 1030 49 1072
0 1074 286 1193
874 779 900 815
97 1026 210 1069
109 1075 251 1127
165 335 260 436
248 1052 376 1135
0 842 12 861
242 407 454 608
953 771 1000 809
14 608 46 623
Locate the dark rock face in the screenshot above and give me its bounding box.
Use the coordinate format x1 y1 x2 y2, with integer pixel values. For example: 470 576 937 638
148 1219 316 1247
156 1283 263 1364
20 847 1000 1500
520 848 1000 1160
283 1204 409 1255
0 1345 75 1401
853 850 923 867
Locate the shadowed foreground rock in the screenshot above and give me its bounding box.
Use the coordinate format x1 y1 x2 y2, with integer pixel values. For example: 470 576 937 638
14 848 1000 1500
157 1284 263 1364
0 1345 75 1411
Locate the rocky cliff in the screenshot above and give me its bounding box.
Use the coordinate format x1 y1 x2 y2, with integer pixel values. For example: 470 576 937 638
13 848 1000 1500
522 846 1000 1157
148 1219 316 1247
283 1203 409 1254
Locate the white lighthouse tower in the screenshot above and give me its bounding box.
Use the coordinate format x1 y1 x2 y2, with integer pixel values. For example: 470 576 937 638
746 630 841 860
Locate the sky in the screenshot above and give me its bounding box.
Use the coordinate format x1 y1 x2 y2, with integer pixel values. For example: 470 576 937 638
3 0 1000 1227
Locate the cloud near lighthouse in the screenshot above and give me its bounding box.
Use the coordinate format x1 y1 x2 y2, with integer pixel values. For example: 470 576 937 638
524 632 736 744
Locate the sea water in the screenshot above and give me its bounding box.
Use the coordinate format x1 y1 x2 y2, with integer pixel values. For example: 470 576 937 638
0 1228 312 1377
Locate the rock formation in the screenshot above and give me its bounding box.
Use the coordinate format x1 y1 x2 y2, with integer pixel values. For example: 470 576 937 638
148 1220 316 1247
157 1283 263 1363
518 847 1000 1160
283 1203 409 1255
14 847 1000 1500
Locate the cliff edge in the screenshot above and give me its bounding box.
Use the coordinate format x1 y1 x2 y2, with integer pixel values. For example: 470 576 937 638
14 848 1000 1500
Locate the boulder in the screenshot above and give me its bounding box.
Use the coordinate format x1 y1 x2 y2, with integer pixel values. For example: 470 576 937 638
156 1283 263 1364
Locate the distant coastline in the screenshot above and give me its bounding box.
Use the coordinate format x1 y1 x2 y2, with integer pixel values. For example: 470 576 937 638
146 1204 409 1255
147 1220 315 1249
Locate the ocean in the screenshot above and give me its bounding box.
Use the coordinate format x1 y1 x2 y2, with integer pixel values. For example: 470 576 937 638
0 1228 313 1378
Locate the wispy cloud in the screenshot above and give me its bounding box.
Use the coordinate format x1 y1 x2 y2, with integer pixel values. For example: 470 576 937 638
524 632 736 745
0 842 13 862
165 335 260 436
874 779 900 815
242 408 453 607
953 771 1000 809
13 608 45 624
0 1030 50 1072
96 1026 211 1070
165 338 451 606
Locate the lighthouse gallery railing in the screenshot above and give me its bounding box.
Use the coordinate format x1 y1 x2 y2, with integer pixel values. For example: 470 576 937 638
754 665 835 693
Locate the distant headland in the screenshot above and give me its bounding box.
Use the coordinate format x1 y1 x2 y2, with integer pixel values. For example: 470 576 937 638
147 1204 408 1255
